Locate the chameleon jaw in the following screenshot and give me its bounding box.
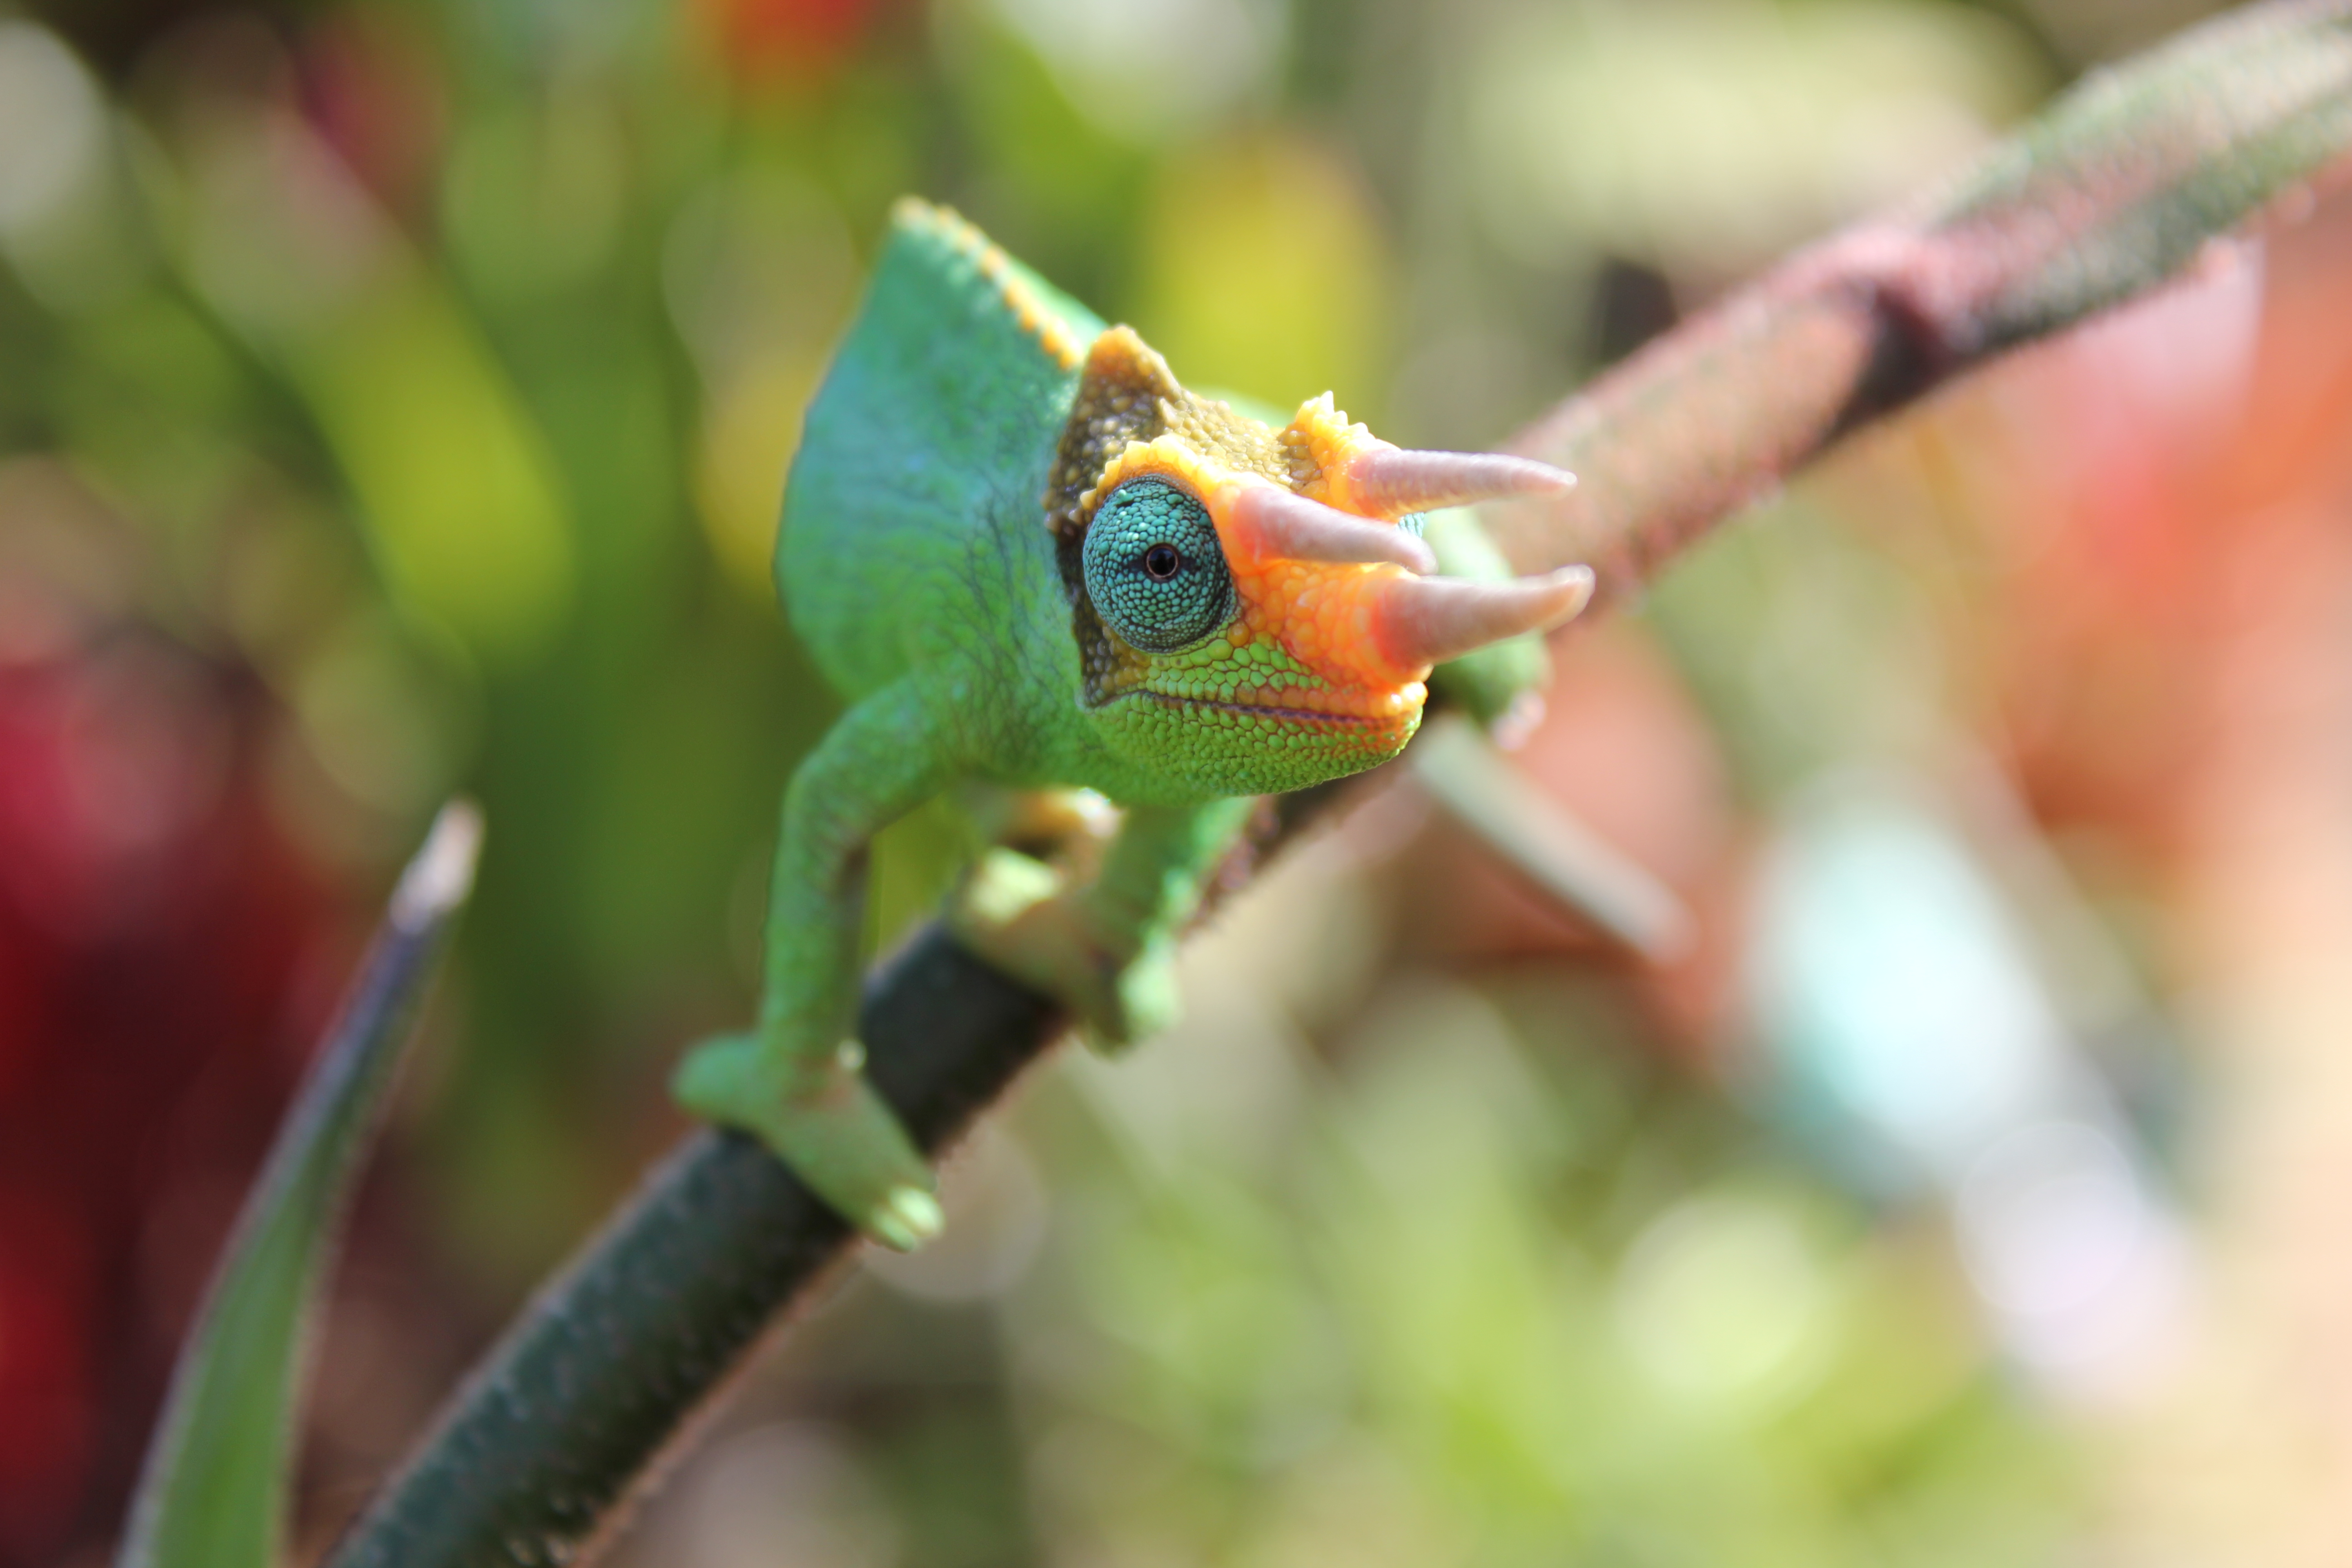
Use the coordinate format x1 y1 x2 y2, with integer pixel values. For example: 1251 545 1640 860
1100 681 1427 799
1123 679 1428 727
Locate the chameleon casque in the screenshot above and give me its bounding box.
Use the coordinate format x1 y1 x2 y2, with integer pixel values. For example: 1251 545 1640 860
674 199 1592 1249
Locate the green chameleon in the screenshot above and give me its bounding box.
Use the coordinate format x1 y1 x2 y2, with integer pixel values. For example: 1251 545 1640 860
675 199 1591 1249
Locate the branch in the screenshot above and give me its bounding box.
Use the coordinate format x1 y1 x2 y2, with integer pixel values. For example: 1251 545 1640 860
320 931 1058 1568
321 6 2352 1564
1494 0 2352 602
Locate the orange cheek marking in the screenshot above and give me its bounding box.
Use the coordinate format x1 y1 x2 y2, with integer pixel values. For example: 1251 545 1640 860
1219 533 1430 697
1211 483 1428 697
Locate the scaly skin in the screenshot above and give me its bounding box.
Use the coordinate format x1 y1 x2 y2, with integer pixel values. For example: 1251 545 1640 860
675 201 1580 1248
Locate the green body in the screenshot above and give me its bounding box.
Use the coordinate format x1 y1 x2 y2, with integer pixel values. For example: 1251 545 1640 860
674 205 1542 1246
779 225 1131 793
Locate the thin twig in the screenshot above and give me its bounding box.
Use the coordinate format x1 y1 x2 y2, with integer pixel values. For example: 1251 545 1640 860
1494 0 2352 602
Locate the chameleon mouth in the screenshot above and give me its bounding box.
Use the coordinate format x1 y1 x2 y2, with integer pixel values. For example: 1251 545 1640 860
1127 689 1421 729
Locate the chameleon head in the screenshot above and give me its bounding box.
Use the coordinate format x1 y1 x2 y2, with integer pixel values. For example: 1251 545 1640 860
1053 327 1592 798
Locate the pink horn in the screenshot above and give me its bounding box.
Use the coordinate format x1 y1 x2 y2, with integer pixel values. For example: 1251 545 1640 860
1370 566 1594 671
1228 482 1437 574
1344 447 1576 517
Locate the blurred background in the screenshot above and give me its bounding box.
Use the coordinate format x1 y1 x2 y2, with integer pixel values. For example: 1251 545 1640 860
4 0 2351 1562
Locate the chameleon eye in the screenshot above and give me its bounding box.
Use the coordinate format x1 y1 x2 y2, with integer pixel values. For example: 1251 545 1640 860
1082 477 1235 653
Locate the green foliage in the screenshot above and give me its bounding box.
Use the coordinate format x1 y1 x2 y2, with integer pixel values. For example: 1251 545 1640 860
6 0 2342 1563
116 809 478 1568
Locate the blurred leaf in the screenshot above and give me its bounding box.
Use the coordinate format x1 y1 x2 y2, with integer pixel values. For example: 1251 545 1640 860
692 347 825 592
976 0 1285 147
161 87 576 663
1466 0 2046 274
932 0 1149 264
115 804 482 1568
1410 712 1691 958
1134 131 1393 418
440 92 628 303
289 274 576 662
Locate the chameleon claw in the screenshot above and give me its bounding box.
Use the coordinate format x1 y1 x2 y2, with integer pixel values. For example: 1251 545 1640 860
949 848 1178 1050
872 1186 946 1252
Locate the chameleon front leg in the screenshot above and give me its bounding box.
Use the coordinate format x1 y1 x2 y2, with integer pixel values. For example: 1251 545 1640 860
953 795 1257 1050
673 680 955 1250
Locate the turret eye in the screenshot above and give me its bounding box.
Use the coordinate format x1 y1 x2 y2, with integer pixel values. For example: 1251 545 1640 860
1082 477 1234 653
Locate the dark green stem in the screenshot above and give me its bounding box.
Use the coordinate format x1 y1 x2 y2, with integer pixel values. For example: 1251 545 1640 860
323 930 1060 1568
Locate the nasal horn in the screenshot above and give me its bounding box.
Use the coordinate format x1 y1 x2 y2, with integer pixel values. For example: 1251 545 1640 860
1335 446 1576 519
1366 565 1595 675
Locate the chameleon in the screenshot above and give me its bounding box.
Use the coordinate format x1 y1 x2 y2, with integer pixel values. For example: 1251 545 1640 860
674 199 1592 1250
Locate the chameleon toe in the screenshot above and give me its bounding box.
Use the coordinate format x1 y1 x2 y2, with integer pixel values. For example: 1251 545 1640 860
671 1030 940 1247
669 1031 773 1124
871 1186 945 1252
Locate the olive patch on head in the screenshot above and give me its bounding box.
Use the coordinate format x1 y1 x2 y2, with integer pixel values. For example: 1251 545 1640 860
1082 478 1235 654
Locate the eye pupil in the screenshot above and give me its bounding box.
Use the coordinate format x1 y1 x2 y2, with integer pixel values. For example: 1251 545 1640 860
1142 543 1182 580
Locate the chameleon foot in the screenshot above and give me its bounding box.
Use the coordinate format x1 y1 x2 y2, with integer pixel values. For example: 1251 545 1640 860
672 1031 943 1250
948 848 1182 1053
